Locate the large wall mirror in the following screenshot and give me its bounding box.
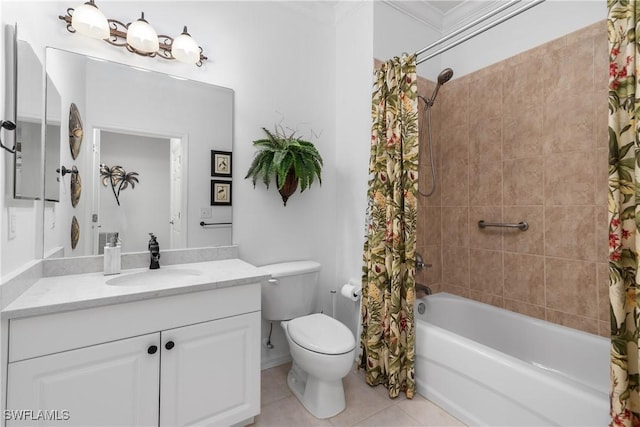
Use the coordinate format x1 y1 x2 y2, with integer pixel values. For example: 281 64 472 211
43 48 234 258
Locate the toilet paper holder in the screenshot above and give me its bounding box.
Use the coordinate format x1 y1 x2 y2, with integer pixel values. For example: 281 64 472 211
329 279 361 318
341 279 361 301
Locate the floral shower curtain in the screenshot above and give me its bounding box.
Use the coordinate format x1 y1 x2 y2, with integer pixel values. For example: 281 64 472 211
609 2 640 426
360 54 419 399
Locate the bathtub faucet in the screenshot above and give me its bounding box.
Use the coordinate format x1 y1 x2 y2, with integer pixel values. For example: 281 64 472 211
416 283 432 295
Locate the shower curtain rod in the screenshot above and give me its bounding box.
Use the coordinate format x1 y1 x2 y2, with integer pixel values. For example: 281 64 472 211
416 0 546 65
415 0 521 58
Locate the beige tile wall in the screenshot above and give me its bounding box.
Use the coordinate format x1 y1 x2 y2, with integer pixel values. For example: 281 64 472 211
415 21 609 337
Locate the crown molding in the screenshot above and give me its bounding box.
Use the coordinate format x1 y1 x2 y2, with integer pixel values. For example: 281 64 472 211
381 1 525 37
442 0 518 34
381 0 444 32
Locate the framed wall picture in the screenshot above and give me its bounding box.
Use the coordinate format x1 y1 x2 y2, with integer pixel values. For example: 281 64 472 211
211 180 232 206
211 150 232 177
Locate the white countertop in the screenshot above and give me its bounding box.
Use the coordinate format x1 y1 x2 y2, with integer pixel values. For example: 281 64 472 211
2 259 270 319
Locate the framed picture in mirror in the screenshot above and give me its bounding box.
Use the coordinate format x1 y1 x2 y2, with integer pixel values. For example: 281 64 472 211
211 150 232 177
211 180 232 206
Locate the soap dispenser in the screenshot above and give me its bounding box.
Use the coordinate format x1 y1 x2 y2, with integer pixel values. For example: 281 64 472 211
103 233 121 275
148 233 160 269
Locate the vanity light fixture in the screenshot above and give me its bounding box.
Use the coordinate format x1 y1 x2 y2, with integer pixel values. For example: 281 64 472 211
126 12 159 54
59 2 207 66
171 27 201 65
69 0 109 40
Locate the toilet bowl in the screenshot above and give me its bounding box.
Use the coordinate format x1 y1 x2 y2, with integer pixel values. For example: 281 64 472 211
259 260 356 419
282 313 356 419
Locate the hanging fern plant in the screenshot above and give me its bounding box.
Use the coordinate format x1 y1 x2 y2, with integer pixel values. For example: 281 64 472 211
245 127 323 206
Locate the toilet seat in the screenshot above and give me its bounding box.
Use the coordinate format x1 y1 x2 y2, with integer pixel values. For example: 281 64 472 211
287 313 355 355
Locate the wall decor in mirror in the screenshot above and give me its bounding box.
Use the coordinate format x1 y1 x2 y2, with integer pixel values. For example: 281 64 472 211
99 164 139 207
68 102 83 160
70 166 81 208
71 216 79 250
43 48 233 259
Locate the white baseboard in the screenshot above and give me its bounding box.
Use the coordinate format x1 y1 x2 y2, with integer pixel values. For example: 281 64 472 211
261 354 292 370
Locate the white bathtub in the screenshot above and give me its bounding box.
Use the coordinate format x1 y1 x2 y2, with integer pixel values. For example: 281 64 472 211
414 293 609 426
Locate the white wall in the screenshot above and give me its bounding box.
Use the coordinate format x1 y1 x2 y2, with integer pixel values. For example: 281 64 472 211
334 2 374 340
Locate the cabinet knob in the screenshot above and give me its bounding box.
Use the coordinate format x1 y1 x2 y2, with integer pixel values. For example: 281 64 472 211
165 341 175 350
147 345 158 355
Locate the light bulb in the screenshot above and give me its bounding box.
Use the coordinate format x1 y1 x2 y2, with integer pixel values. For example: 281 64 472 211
71 0 109 40
126 12 159 53
171 26 201 64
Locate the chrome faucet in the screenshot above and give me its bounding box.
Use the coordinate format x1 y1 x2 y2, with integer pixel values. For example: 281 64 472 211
148 233 160 269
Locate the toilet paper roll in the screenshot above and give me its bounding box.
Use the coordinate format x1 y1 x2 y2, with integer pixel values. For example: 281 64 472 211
341 283 361 302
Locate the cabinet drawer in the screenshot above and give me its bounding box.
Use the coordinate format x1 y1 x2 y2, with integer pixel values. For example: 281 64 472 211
9 283 260 362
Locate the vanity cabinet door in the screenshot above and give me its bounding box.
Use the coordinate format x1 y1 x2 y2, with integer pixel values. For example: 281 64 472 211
7 333 160 427
160 311 261 427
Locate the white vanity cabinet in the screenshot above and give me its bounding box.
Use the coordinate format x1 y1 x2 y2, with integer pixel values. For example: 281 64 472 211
5 282 261 427
8 333 161 426
160 312 260 426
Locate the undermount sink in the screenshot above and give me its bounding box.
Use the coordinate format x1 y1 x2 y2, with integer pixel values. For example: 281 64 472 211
106 268 203 287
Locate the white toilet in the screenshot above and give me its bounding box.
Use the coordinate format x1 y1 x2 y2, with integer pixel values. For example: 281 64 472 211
260 260 356 419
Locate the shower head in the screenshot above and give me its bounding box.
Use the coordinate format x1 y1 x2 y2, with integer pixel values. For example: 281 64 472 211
437 68 454 85
422 67 454 108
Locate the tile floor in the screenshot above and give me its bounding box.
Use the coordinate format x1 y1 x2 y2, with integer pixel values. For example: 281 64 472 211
252 363 466 427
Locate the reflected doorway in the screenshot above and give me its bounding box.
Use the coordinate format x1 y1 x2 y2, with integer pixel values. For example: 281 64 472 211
92 129 187 254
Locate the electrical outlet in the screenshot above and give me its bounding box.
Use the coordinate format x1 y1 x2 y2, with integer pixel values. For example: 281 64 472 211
200 207 212 218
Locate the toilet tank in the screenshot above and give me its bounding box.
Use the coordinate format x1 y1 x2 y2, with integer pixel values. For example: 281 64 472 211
260 260 321 321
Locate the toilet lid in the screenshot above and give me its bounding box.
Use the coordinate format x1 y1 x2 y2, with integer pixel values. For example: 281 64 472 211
288 313 355 355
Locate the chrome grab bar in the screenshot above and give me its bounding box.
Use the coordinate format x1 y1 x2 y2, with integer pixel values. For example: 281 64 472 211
478 220 528 231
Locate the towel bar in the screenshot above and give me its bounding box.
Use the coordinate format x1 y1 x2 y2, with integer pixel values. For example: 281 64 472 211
199 221 232 227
